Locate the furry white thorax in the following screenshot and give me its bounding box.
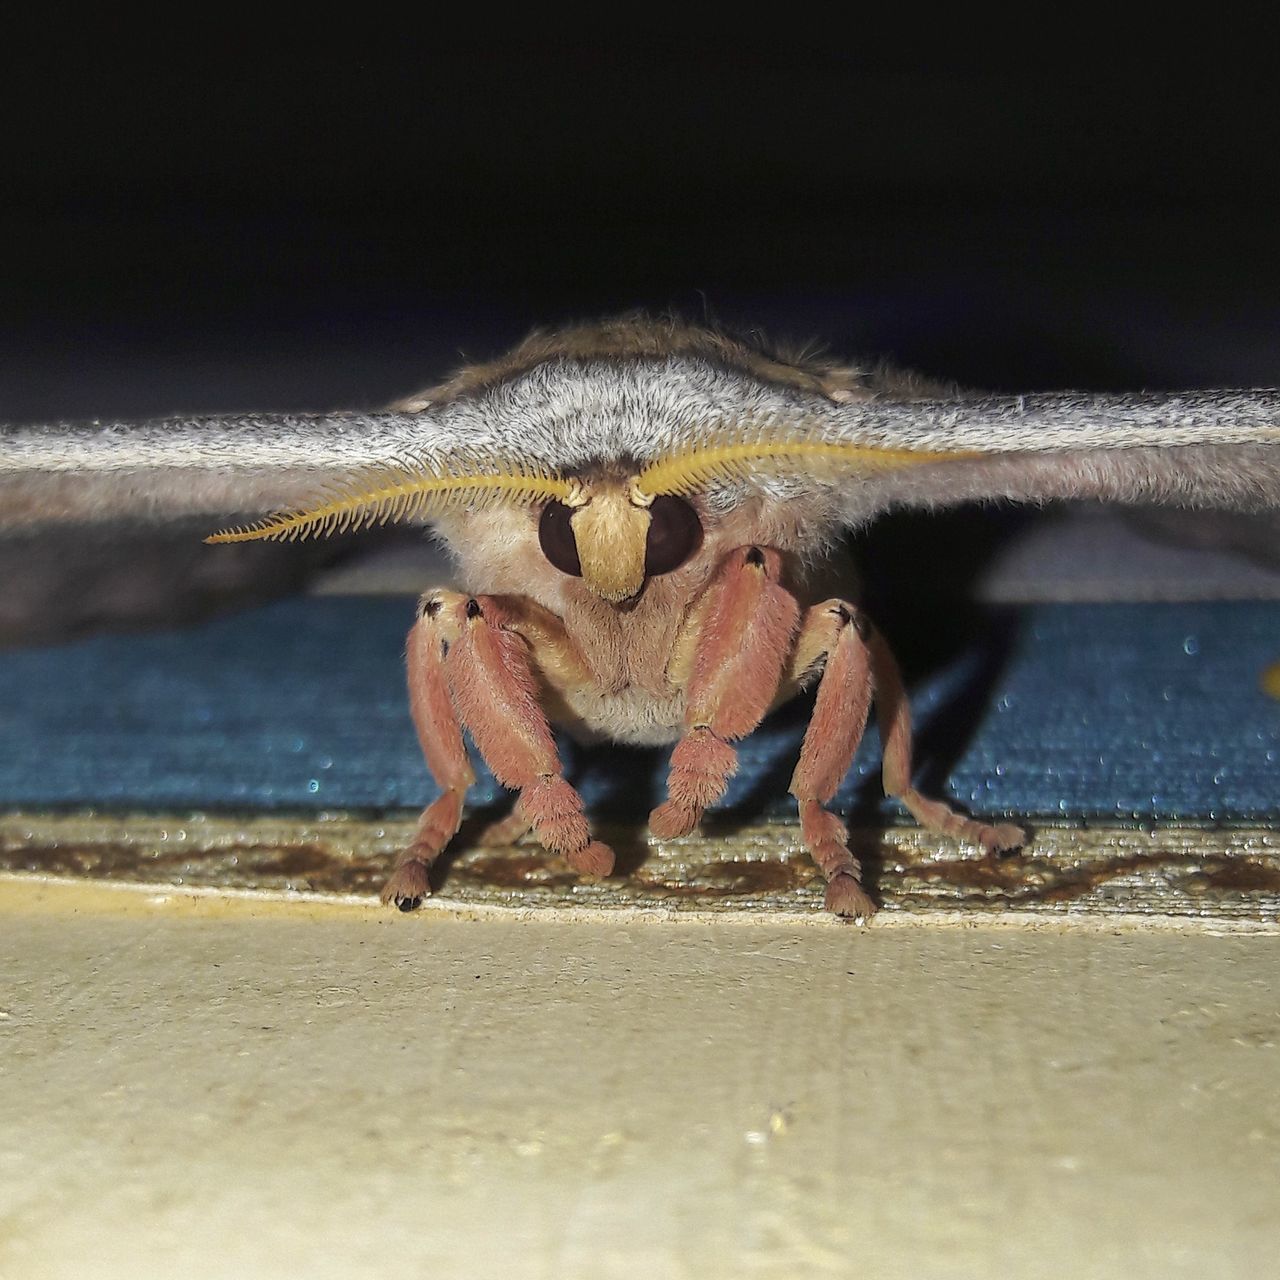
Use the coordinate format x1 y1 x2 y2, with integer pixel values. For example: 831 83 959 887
428 355 826 470
420 356 1280 464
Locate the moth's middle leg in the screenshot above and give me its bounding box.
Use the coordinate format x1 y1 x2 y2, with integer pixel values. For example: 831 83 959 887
650 546 800 838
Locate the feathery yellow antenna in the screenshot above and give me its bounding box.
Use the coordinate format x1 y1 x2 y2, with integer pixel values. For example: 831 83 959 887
634 429 975 499
206 452 572 544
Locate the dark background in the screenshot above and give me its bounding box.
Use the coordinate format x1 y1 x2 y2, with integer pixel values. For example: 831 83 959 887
5 47 1279 420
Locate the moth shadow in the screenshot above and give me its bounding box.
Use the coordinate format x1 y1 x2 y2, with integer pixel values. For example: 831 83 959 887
845 507 1032 825
853 603 1023 826
431 743 666 888
562 739 668 876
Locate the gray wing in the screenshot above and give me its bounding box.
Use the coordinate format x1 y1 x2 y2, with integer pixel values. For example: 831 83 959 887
0 412 434 529
809 390 1280 525
2 390 1279 533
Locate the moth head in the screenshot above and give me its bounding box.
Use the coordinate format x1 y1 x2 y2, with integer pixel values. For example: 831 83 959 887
537 477 703 603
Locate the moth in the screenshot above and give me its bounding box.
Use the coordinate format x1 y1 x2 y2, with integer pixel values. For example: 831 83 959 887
4 316 1279 917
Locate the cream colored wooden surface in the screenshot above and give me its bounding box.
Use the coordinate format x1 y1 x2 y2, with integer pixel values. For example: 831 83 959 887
1 878 1277 1279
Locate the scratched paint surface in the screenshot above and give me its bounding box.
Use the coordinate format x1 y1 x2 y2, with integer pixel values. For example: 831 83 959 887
0 599 1277 821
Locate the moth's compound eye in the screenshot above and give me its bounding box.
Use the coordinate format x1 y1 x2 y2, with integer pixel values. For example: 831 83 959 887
644 495 702 577
538 501 583 577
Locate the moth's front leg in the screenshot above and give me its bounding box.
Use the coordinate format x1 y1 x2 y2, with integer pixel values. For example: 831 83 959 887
382 590 614 910
381 591 476 909
650 547 800 838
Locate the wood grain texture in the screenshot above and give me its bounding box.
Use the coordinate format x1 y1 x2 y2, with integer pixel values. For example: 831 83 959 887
3 812 1279 928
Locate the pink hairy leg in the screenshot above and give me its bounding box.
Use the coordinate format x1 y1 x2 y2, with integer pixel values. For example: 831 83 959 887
788 604 1026 920
443 593 614 879
380 593 478 909
475 811 533 847
464 595 594 850
787 602 878 919
869 628 1026 855
650 546 800 838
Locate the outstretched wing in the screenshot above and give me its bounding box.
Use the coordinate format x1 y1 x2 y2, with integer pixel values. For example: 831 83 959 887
813 390 1280 525
0 413 445 529
2 390 1279 537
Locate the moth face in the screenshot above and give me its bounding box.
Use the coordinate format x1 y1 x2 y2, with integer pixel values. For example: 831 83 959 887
205 393 970 606
537 476 703 603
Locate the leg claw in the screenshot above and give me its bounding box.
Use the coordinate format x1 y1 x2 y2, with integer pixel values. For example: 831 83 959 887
648 800 700 840
981 822 1027 855
825 872 877 921
380 855 433 911
566 841 615 879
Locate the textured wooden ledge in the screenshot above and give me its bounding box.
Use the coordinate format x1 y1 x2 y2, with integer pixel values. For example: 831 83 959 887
2 811 1278 927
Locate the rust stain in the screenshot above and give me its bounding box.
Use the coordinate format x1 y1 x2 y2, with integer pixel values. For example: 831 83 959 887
898 849 1280 906
701 859 813 894
1192 859 1280 894
455 850 812 898
631 858 814 899
0 837 388 895
458 852 579 890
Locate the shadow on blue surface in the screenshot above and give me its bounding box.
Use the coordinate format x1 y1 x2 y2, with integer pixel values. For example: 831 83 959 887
1 597 1277 823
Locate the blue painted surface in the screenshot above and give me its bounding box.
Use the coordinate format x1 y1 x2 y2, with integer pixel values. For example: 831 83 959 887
0 598 1276 822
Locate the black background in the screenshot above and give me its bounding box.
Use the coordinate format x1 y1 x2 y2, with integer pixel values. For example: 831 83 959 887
5 43 1280 420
